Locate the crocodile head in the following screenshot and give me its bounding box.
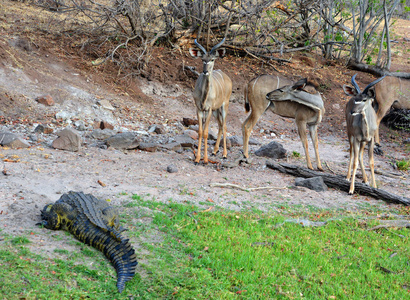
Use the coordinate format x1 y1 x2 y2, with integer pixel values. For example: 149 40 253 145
39 204 61 230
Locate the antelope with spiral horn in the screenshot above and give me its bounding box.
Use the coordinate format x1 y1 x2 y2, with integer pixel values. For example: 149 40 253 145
189 38 232 164
343 74 385 194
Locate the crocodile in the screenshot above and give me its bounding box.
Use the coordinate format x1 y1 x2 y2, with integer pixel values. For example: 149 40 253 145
38 191 138 293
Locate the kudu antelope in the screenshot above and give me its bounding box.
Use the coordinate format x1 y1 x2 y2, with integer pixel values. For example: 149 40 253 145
343 74 385 194
371 76 410 145
189 38 232 164
242 74 325 170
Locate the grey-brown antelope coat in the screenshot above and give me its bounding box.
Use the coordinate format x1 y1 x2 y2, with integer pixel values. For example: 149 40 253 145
189 39 232 164
343 74 385 194
372 76 410 145
243 74 324 170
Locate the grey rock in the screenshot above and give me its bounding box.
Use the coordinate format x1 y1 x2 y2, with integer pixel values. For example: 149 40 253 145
166 164 178 173
34 124 45 133
74 120 87 131
249 137 261 145
295 176 328 192
174 135 196 148
208 130 218 140
161 142 183 152
138 142 158 152
106 132 139 150
229 135 243 146
52 128 81 152
183 129 198 140
188 125 217 140
98 99 115 111
148 124 166 134
90 128 116 140
255 141 287 158
55 111 73 121
0 132 30 148
28 134 38 142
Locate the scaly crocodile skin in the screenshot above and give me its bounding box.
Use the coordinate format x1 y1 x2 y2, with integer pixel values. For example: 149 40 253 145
39 191 138 293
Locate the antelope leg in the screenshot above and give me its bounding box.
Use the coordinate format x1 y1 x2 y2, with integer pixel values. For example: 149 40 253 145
349 141 360 194
296 120 313 170
368 138 377 188
202 109 213 164
346 136 354 181
195 111 204 163
359 141 368 184
308 124 323 171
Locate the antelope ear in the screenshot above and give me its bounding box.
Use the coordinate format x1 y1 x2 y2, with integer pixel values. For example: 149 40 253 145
366 88 375 98
215 48 226 58
292 78 307 90
189 48 202 58
343 85 358 96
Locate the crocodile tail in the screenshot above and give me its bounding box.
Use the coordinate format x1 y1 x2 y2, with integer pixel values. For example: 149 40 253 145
113 240 139 293
70 218 138 293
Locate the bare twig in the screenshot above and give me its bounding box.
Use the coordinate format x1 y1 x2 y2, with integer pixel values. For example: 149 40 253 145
210 182 287 192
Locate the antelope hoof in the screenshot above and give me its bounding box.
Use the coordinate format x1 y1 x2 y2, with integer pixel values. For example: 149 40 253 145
348 190 354 195
317 166 324 171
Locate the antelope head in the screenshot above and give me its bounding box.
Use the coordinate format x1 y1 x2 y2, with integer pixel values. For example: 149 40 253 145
343 74 385 114
189 38 226 76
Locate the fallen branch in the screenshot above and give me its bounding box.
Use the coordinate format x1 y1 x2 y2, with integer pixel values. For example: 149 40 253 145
210 182 287 192
347 60 410 79
266 161 410 206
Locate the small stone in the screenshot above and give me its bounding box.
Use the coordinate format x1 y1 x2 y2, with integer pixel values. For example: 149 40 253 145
74 121 86 131
161 142 183 152
183 129 198 140
55 111 72 121
52 128 81 152
91 129 116 140
34 124 45 133
295 177 328 192
255 141 287 158
35 95 54 106
229 135 243 146
106 132 139 150
138 142 158 152
174 135 196 148
182 117 198 127
0 132 30 148
148 124 165 134
98 99 115 111
166 165 178 173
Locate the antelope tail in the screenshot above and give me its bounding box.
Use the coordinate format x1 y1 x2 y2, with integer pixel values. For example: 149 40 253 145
244 85 250 113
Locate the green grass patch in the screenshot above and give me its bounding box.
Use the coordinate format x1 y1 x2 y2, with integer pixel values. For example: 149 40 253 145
396 159 410 171
0 198 409 299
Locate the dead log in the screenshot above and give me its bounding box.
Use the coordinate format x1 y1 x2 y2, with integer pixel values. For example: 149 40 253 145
347 60 410 79
266 161 410 206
